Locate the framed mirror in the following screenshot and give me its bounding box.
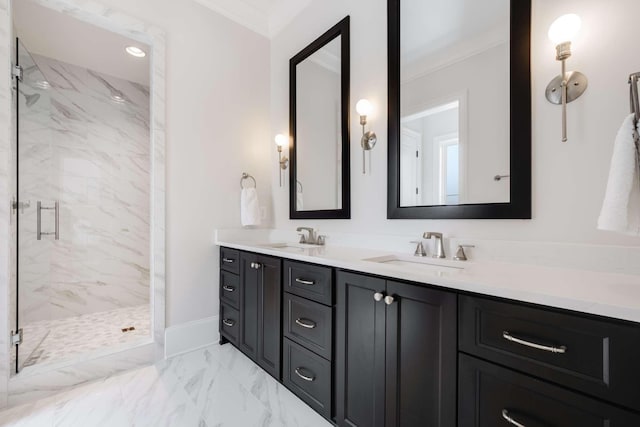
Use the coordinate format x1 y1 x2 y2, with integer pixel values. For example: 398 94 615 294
388 0 531 219
290 17 350 220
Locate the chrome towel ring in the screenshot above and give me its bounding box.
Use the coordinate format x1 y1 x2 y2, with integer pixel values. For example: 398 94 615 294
240 172 257 189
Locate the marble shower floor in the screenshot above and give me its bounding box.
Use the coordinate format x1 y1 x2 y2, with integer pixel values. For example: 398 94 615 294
13 305 150 374
0 343 332 427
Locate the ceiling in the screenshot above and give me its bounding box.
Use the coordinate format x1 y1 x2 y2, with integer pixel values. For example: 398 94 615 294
13 0 150 85
192 0 311 38
401 0 509 64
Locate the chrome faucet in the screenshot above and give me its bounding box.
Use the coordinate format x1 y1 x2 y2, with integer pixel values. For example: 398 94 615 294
423 232 446 259
296 227 325 245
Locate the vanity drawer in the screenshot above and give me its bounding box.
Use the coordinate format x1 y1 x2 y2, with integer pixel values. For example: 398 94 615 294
220 303 240 345
220 271 239 309
220 247 240 274
284 260 333 305
283 338 332 420
459 295 640 411
459 354 640 427
283 293 333 360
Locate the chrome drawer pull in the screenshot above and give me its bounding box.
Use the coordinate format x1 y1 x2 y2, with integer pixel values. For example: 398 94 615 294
295 318 317 329
222 258 235 264
222 319 235 327
250 262 262 269
502 331 567 354
502 409 526 427
295 278 315 285
222 285 235 292
294 367 315 382
374 292 384 302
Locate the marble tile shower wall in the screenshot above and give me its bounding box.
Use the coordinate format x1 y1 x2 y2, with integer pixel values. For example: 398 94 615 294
18 54 151 324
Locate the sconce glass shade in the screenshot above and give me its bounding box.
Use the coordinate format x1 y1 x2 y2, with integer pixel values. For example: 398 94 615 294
356 99 373 116
548 14 581 45
275 134 288 147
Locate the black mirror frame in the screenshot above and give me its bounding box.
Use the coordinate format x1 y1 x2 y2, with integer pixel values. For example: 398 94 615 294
387 0 532 219
289 16 351 220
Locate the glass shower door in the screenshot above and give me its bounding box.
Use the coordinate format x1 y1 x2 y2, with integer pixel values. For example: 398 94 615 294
13 33 152 375
14 38 53 373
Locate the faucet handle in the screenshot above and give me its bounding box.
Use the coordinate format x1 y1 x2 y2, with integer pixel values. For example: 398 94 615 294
453 245 475 261
317 235 326 246
410 240 427 257
298 233 307 244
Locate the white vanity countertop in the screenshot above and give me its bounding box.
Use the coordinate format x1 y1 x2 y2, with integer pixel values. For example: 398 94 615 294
215 239 640 324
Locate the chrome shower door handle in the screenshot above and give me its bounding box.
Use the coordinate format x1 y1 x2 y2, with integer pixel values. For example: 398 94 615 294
37 201 42 240
37 201 60 241
54 201 59 240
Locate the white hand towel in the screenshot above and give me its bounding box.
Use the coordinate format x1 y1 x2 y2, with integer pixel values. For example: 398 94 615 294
597 114 640 236
296 190 304 211
241 188 261 227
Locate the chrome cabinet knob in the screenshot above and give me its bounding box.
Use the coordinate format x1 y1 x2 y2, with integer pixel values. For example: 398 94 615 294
250 262 262 270
384 295 395 305
373 292 384 302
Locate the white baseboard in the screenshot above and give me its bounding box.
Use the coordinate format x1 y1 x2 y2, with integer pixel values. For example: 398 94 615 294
164 316 220 358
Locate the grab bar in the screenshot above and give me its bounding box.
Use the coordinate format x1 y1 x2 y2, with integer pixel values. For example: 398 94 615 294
37 200 59 240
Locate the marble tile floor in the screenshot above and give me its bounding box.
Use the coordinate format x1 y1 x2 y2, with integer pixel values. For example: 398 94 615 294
0 343 332 427
13 305 150 373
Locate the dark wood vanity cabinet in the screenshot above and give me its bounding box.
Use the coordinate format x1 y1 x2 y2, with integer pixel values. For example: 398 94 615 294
219 248 640 426
335 271 457 427
235 251 282 379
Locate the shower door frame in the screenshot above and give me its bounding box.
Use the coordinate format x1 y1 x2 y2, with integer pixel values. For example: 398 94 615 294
2 0 166 404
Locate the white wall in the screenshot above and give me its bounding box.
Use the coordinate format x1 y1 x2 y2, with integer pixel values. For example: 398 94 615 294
27 0 272 327
271 0 640 248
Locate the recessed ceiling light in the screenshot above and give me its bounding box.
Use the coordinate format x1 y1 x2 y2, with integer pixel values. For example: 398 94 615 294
125 46 146 58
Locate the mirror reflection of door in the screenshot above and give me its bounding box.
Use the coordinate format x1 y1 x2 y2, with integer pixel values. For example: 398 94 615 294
401 99 466 206
400 128 422 206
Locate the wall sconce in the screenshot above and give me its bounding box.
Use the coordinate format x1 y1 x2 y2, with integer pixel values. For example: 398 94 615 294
356 99 377 174
545 14 588 142
275 134 289 187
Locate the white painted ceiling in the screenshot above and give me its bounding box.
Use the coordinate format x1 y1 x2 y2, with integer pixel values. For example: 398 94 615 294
401 0 509 64
192 0 311 38
13 0 150 85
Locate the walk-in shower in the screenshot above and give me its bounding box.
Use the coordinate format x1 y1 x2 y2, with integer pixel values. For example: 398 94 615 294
10 0 153 375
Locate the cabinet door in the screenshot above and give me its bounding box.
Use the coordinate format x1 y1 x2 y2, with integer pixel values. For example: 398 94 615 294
256 254 281 379
336 271 386 427
385 282 457 427
459 354 640 427
239 252 259 359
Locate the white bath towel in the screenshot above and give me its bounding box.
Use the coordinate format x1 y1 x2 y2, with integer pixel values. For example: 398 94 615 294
241 188 261 227
597 114 640 236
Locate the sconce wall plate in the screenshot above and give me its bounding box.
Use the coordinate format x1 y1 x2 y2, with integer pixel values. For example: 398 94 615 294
545 71 588 105
275 134 289 187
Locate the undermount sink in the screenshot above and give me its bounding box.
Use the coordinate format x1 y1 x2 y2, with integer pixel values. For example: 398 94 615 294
363 255 464 276
258 242 319 254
